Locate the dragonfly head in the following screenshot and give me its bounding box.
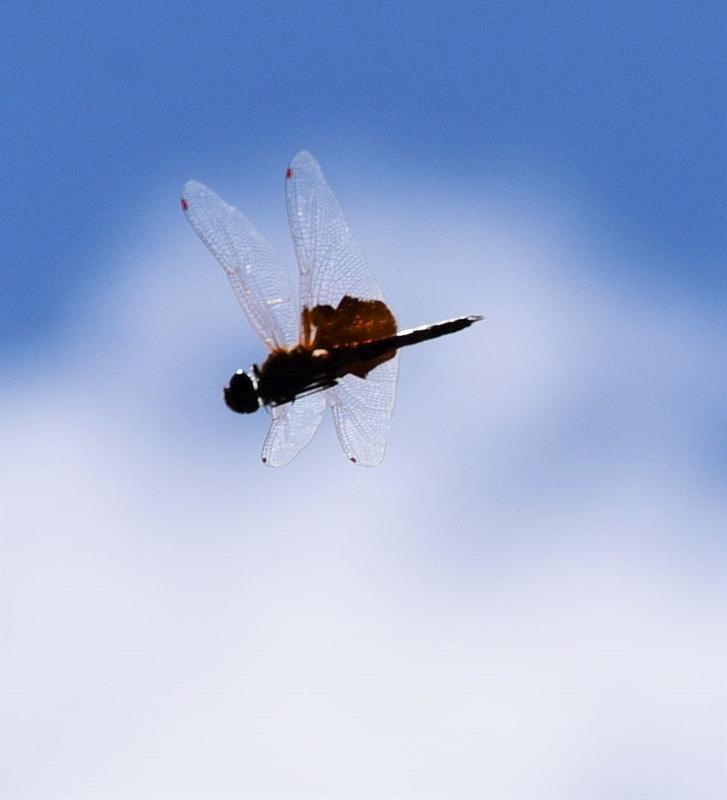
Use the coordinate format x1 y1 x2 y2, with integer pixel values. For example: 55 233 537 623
224 369 261 414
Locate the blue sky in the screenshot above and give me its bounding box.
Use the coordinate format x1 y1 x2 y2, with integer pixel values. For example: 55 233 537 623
2 1 725 353
2 3 726 798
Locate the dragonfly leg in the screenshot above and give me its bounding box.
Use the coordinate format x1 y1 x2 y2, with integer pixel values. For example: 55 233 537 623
296 378 338 399
268 378 338 407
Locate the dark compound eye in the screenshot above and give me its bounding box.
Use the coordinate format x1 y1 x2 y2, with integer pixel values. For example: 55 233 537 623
224 370 260 414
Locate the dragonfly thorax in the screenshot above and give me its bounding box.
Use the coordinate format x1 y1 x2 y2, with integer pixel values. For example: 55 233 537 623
256 347 333 407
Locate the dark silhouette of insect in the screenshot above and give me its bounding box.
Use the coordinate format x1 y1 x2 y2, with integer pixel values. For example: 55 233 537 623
181 151 481 466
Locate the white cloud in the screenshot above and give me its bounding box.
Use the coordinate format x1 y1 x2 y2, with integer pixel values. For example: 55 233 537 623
1 190 725 798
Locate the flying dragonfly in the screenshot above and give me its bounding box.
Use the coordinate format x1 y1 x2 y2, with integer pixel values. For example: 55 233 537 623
181 151 482 466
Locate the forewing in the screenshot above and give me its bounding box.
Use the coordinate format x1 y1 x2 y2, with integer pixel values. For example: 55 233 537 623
327 355 398 466
182 181 298 350
261 392 326 467
285 151 384 315
286 152 399 465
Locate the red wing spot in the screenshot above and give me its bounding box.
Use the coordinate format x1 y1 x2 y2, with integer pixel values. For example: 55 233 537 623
286 168 294 179
262 457 267 464
181 198 189 211
350 456 357 463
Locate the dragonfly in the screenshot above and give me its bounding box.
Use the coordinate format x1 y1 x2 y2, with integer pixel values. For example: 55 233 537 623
181 151 482 466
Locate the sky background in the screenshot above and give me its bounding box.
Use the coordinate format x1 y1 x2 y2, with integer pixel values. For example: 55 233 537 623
1 2 726 798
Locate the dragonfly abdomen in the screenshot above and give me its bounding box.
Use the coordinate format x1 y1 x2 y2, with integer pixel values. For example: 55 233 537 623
330 314 483 364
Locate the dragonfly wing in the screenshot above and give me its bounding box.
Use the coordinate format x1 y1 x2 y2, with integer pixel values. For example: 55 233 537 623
326 355 399 466
261 392 326 467
285 151 384 314
286 151 399 465
182 180 298 350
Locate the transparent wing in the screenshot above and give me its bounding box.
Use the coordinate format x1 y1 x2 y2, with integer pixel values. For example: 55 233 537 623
261 392 326 467
326 356 398 466
285 151 399 466
182 180 298 350
285 151 385 313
